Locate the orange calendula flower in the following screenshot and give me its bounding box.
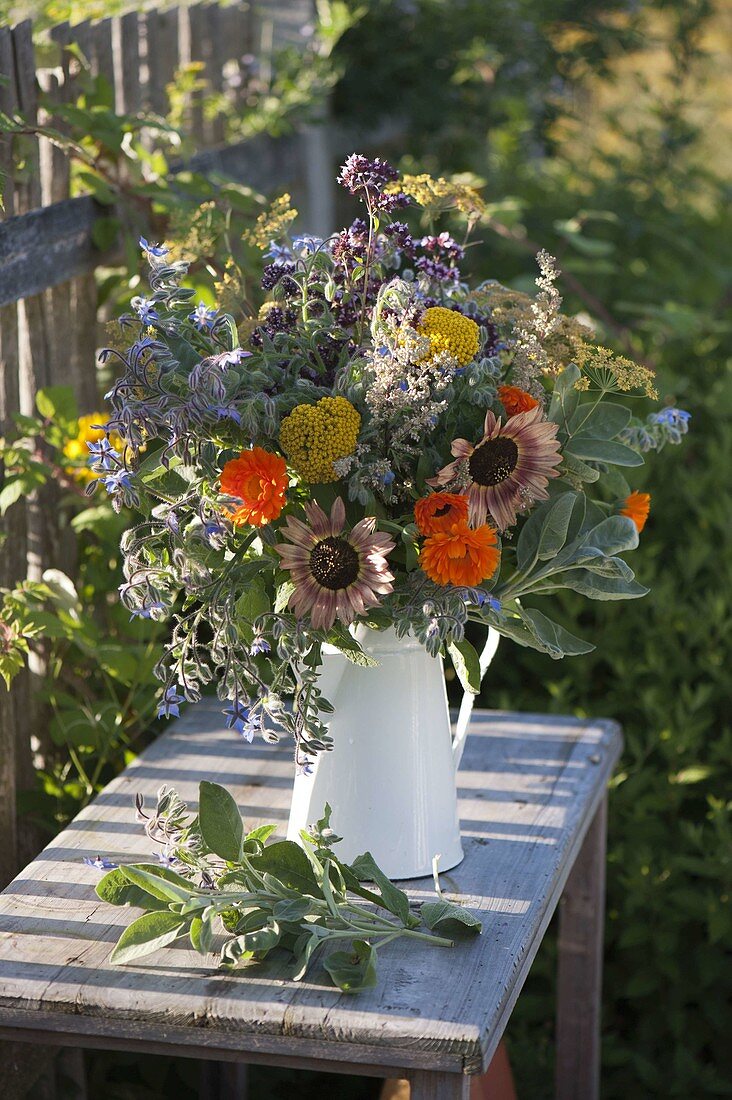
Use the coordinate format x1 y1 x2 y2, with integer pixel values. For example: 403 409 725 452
220 446 289 527
498 385 540 418
620 491 651 533
414 492 469 536
420 521 500 587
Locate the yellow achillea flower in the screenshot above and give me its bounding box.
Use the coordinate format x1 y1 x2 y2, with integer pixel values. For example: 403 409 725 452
391 173 486 221
64 414 123 484
279 397 361 484
244 194 298 250
417 307 480 367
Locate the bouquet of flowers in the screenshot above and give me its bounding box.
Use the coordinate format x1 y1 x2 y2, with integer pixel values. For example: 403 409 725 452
94 154 689 764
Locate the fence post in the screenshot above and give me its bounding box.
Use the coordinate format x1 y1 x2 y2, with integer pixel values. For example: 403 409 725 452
0 24 28 887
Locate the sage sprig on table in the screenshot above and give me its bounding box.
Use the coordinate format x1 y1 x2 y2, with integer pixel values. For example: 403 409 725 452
95 782 481 993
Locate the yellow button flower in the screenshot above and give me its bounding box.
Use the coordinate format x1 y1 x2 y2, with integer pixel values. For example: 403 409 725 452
279 397 361 484
417 306 479 367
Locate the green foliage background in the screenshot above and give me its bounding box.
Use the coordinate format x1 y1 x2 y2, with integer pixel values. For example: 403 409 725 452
1 0 730 1095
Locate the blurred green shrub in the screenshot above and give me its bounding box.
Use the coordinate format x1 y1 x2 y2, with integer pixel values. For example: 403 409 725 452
0 386 165 829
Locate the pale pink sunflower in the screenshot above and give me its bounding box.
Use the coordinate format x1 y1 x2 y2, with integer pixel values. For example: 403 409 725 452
274 497 395 631
428 405 562 530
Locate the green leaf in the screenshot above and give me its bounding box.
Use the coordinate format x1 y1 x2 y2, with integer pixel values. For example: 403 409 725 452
516 493 582 573
579 515 639 557
599 468 631 500
565 438 644 467
35 385 78 425
421 899 482 935
273 897 313 922
560 451 600 483
235 580 270 642
70 504 127 535
274 579 296 613
220 920 282 966
567 402 631 440
447 637 482 695
520 608 595 658
110 910 187 965
159 329 201 371
548 364 581 426
349 851 411 925
323 939 378 993
0 480 28 515
199 780 244 863
326 625 378 667
250 840 321 897
536 491 580 561
569 551 635 580
292 926 329 981
96 867 169 911
139 467 189 502
245 823 278 846
119 864 194 903
190 914 215 954
558 569 649 601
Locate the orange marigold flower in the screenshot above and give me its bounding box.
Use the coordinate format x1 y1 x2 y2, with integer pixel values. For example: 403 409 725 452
220 446 289 527
620 490 651 533
420 521 500 587
498 384 540 418
414 492 469 536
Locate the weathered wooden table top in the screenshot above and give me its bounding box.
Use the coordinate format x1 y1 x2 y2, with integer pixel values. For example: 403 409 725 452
0 703 622 1077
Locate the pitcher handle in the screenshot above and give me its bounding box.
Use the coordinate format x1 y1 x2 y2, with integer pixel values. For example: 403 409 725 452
452 627 500 769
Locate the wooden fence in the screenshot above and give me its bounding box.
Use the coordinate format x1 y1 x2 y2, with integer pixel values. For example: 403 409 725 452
0 0 332 895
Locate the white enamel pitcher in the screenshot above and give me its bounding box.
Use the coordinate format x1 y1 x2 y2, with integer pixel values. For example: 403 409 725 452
287 624 500 879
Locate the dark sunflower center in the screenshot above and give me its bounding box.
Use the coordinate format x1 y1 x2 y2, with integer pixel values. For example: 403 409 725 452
468 437 519 487
309 536 360 590
433 504 452 517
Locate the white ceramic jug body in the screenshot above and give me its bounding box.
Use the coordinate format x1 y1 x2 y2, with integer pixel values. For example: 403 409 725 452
287 624 498 878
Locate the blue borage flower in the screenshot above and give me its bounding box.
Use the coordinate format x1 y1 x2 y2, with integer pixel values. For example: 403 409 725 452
209 404 242 424
158 686 185 720
83 855 117 870
224 701 261 742
87 437 118 472
203 519 227 549
292 234 325 255
129 599 166 621
264 240 294 266
250 636 271 657
155 849 179 868
97 467 139 512
130 295 159 324
653 406 691 426
189 301 219 331
216 348 252 368
139 236 169 260
622 406 691 451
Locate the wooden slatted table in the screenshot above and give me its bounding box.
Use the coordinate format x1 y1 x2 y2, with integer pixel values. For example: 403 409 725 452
0 703 622 1099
